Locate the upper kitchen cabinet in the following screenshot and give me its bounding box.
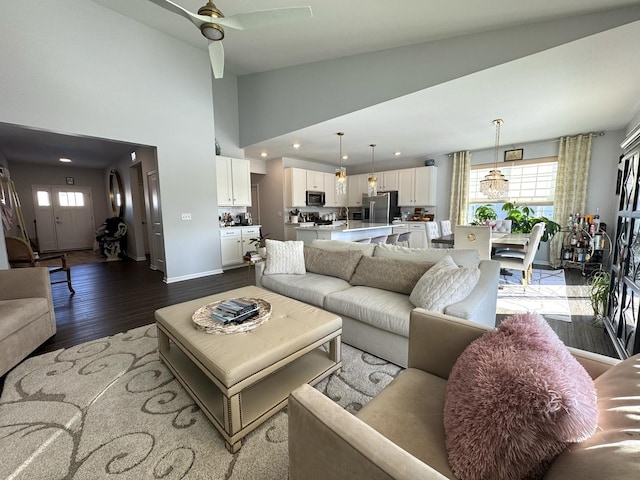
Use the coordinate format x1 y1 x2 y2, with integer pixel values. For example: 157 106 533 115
347 174 368 207
216 156 251 206
306 170 324 191
378 170 399 191
323 172 347 207
398 166 437 207
284 167 308 207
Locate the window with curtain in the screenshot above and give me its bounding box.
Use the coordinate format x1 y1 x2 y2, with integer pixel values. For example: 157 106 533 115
468 157 558 219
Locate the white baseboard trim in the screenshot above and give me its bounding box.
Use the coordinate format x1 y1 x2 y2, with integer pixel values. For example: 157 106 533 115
164 269 223 284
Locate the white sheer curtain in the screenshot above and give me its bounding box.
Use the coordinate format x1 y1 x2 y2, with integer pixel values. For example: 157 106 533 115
550 134 593 268
449 151 471 226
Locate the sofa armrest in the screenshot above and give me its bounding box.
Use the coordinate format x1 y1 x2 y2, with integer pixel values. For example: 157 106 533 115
567 347 619 379
444 259 500 327
0 267 52 302
288 384 448 480
407 309 491 379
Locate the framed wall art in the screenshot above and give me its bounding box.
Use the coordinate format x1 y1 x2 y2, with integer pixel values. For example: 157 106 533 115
504 149 524 161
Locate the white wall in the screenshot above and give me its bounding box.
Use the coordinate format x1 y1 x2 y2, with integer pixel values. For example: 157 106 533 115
212 73 244 159
0 0 219 282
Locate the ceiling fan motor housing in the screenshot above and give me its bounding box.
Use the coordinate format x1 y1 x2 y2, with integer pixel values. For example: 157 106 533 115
198 1 225 40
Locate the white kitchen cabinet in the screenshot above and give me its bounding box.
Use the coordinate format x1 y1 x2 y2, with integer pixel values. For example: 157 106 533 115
220 226 261 267
216 156 251 206
323 172 347 207
347 174 368 207
284 167 308 207
408 223 427 249
398 166 437 207
220 228 242 266
306 170 324 191
379 170 399 191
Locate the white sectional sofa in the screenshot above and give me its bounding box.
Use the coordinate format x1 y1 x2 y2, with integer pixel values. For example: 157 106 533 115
255 240 500 367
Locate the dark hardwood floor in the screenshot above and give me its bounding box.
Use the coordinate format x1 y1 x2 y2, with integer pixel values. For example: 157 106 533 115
33 258 252 355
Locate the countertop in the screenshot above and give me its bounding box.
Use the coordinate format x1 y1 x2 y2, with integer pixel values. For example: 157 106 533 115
294 222 403 232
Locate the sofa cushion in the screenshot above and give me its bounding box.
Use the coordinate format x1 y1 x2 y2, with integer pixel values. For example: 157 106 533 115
260 272 351 308
356 368 455 479
0 298 50 340
409 256 480 313
310 239 376 257
348 256 433 294
374 243 480 268
543 353 640 479
304 246 363 281
264 240 306 275
444 313 598 480
325 286 414 337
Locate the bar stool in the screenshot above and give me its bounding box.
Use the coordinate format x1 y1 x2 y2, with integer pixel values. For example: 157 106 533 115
386 233 399 245
397 232 411 247
370 235 388 244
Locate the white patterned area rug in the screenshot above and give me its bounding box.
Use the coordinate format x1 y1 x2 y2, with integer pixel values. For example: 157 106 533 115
0 325 401 479
497 268 572 322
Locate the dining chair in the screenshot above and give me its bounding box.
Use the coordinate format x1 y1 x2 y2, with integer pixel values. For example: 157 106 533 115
454 225 492 260
492 219 512 233
440 220 452 236
493 222 545 290
6 236 75 294
425 221 441 248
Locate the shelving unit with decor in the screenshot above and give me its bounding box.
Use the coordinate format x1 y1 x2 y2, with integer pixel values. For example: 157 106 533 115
606 128 640 359
558 227 611 276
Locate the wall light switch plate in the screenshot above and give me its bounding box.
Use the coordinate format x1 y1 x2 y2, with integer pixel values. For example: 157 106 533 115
181 213 192 221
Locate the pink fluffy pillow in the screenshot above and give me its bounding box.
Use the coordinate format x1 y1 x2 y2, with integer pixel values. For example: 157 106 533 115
443 313 598 480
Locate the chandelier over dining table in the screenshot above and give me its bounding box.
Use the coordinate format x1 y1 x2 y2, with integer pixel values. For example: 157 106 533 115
480 118 509 200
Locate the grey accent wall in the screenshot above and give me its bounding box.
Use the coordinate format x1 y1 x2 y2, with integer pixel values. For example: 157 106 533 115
237 6 640 148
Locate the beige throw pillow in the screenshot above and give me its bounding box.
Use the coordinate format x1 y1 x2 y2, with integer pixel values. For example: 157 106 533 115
409 255 480 312
264 239 306 275
349 256 433 294
304 246 363 281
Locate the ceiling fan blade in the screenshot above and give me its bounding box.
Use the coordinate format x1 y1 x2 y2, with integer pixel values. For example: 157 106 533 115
208 41 225 79
148 0 209 28
216 6 312 31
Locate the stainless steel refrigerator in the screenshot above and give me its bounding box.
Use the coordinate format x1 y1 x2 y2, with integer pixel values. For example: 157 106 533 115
362 191 400 223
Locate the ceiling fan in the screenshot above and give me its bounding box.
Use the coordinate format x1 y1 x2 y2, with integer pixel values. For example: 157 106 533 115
148 0 313 79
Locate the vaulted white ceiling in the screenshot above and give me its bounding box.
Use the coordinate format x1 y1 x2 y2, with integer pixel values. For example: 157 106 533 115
2 1 640 169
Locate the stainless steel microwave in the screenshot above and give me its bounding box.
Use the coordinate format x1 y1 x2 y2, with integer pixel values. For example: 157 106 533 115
306 190 325 206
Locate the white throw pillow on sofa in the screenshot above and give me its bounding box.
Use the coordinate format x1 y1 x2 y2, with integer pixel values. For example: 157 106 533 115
409 255 480 312
264 239 306 275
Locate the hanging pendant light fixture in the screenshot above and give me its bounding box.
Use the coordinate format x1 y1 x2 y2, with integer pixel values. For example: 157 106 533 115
335 132 347 195
480 118 509 199
368 144 378 196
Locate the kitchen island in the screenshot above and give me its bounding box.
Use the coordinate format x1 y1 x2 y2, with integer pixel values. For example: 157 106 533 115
295 222 403 244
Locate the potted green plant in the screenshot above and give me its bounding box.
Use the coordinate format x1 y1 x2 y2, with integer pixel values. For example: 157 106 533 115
249 231 270 256
470 204 498 225
501 202 561 242
589 271 610 320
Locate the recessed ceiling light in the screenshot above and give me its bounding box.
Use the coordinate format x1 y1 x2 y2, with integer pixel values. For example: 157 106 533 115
260 152 268 158
59 158 72 163
292 143 301 149
394 151 401 156
342 155 349 160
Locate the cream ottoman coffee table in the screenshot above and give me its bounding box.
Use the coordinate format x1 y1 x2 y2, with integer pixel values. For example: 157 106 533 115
154 285 342 453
